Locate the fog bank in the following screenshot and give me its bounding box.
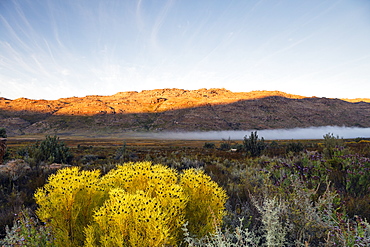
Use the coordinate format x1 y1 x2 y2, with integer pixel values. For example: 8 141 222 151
139 126 370 140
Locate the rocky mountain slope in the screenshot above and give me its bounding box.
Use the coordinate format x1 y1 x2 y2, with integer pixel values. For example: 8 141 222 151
0 88 369 136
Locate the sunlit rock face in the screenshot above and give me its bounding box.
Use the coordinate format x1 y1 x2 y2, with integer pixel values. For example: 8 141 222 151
0 88 369 136
0 89 307 115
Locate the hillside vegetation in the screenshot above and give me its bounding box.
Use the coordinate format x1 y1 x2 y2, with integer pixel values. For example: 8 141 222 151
1 88 369 136
1 132 370 246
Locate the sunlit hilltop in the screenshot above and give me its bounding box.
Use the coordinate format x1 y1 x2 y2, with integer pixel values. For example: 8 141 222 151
0 88 369 137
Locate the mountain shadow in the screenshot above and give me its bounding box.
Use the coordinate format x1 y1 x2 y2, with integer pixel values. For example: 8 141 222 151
1 95 369 137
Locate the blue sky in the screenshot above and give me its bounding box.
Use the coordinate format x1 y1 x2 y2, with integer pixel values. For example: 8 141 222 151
1 0 370 100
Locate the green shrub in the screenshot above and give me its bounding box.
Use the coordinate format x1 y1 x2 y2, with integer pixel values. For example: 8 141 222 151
264 141 284 157
243 131 266 157
220 142 231 150
253 197 289 247
22 135 73 167
323 133 344 159
0 208 54 247
327 214 370 246
285 141 304 154
231 143 243 151
114 142 128 160
0 128 7 138
182 218 260 246
203 142 216 149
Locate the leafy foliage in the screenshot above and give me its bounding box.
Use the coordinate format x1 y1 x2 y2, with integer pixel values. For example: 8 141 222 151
21 135 73 167
323 132 344 159
203 142 216 149
0 208 54 247
1 133 370 246
285 141 304 154
243 131 266 157
182 218 260 247
220 138 232 151
114 142 128 160
0 128 6 138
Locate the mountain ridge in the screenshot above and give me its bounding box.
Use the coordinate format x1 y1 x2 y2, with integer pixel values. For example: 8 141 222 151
1 88 369 136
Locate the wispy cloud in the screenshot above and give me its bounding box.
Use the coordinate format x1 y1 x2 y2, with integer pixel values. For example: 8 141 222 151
1 0 369 99
149 0 174 51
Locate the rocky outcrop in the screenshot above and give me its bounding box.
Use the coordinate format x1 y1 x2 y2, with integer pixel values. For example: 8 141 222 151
0 89 309 116
0 89 369 136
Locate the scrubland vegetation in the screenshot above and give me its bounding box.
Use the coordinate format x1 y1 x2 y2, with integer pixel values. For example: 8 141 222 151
1 131 370 246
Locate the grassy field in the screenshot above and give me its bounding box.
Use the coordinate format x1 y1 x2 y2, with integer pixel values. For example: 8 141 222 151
1 134 370 246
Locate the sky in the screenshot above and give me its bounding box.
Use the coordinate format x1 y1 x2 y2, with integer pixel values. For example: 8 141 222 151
1 0 370 100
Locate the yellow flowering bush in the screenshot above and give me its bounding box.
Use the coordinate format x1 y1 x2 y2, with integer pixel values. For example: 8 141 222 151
34 162 227 246
180 168 228 237
85 188 171 247
34 167 104 247
90 162 187 246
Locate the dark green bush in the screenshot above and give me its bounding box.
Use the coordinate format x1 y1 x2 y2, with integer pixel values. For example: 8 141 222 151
203 142 216 149
114 142 128 160
286 141 304 154
0 166 54 239
265 141 284 157
0 128 6 138
0 208 54 246
21 135 73 167
220 138 232 151
323 133 344 159
243 131 266 157
219 143 230 150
